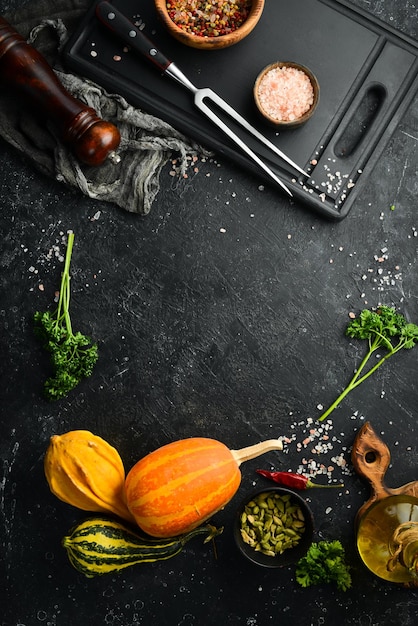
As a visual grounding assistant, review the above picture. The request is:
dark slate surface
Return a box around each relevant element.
[63,0,418,219]
[1,1,418,625]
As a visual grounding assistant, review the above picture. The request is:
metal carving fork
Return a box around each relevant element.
[96,2,308,196]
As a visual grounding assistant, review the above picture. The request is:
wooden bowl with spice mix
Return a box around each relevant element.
[234,487,314,567]
[254,61,320,128]
[154,0,265,50]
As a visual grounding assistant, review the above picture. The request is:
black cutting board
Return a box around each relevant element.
[64,0,418,219]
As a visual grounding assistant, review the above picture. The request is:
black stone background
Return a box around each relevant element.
[1,1,417,625]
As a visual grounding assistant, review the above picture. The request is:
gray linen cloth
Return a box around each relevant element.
[0,0,208,214]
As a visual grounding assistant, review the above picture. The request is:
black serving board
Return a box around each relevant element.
[64,0,418,219]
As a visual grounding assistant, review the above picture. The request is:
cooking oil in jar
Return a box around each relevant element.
[357,494,418,584]
[357,495,418,585]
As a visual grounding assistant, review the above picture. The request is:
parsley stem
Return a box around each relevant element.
[56,231,74,337]
[319,334,409,422]
[318,350,387,422]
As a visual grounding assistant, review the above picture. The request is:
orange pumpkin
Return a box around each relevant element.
[125,437,283,537]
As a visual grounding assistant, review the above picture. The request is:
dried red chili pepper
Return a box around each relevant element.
[256,469,344,490]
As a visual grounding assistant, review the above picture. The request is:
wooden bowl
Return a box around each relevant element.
[154,0,265,50]
[254,61,319,128]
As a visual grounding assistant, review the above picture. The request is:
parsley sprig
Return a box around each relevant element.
[318,306,418,421]
[296,540,352,591]
[34,231,98,400]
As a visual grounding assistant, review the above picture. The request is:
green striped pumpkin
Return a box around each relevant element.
[62,516,223,577]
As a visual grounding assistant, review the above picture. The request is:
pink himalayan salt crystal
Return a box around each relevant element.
[257,66,314,122]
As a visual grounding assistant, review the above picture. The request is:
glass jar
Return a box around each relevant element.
[357,494,418,584]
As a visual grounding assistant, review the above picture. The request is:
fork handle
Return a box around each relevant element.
[0,15,120,166]
[96,1,172,71]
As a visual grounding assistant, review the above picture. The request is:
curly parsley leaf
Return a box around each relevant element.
[318,306,418,421]
[295,540,352,591]
[34,231,98,400]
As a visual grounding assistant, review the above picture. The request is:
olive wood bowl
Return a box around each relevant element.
[234,487,314,568]
[154,0,265,50]
[254,61,320,128]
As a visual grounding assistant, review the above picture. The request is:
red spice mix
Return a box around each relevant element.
[166,0,252,37]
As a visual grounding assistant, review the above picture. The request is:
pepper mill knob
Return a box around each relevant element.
[0,16,121,166]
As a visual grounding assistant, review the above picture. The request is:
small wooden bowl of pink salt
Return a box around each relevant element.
[254,62,319,127]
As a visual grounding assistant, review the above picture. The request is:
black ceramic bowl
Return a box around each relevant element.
[234,487,314,567]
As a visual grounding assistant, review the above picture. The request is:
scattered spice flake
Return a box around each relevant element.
[168,154,208,180]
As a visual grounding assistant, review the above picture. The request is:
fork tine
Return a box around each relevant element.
[198,88,308,177]
[196,91,293,196]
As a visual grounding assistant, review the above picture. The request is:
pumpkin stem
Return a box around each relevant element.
[230,439,283,466]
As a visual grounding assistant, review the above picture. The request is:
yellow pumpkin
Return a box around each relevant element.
[125,437,283,537]
[44,430,135,523]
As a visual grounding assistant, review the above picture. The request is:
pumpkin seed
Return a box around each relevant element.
[264,549,276,557]
[297,508,305,521]
[240,529,255,545]
[293,520,305,529]
[276,499,285,513]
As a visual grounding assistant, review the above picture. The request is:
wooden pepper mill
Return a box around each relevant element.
[0,15,121,166]
[352,422,418,586]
